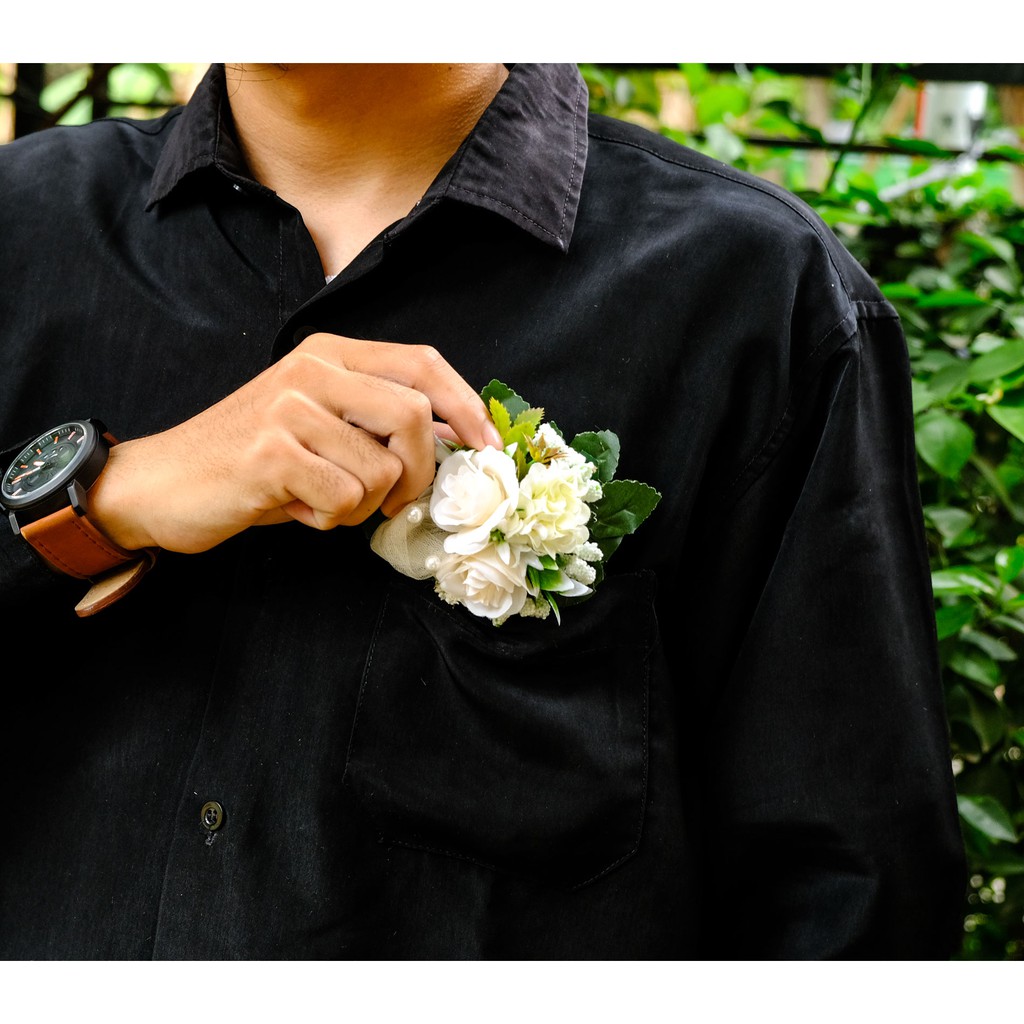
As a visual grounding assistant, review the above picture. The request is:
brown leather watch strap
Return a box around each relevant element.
[75,556,156,617]
[20,504,142,578]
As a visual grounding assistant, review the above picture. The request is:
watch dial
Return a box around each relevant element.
[3,423,90,500]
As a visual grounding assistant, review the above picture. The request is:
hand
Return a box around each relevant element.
[87,333,503,553]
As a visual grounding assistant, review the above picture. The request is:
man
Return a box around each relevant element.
[0,63,965,958]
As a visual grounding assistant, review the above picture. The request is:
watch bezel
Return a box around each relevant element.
[1,419,110,522]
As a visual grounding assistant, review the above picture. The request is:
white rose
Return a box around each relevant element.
[430,447,520,555]
[509,459,594,556]
[434,545,536,620]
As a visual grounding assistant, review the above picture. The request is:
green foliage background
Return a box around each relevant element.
[9,62,1024,959]
[582,62,1024,960]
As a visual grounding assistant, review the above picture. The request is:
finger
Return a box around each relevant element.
[287,366,439,511]
[255,402,405,526]
[305,335,503,451]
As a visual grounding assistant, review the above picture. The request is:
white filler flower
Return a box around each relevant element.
[509,458,595,557]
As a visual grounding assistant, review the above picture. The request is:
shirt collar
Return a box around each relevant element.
[148,63,588,252]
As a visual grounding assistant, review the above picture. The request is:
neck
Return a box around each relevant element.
[223,63,508,276]
[226,63,505,202]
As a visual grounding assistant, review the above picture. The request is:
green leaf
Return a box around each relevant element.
[968,340,1024,384]
[914,411,975,478]
[911,379,934,414]
[987,396,1024,444]
[931,566,999,597]
[935,603,975,639]
[570,431,620,483]
[511,406,544,438]
[882,282,922,300]
[957,794,1019,843]
[694,83,748,125]
[488,397,512,438]
[928,361,972,397]
[882,135,953,158]
[924,506,974,546]
[957,231,1017,265]
[916,289,989,309]
[995,546,1024,583]
[588,480,662,540]
[480,380,530,422]
[946,684,1007,753]
[948,648,1002,689]
[961,628,1017,662]
[983,265,1020,296]
[982,143,1024,165]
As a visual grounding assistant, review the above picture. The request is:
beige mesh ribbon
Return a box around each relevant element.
[369,489,449,581]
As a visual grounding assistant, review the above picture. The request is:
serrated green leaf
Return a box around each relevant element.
[589,480,662,540]
[480,379,530,421]
[488,397,512,438]
[958,794,1019,843]
[512,407,544,436]
[571,431,620,483]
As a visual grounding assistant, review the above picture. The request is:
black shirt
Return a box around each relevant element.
[0,63,965,959]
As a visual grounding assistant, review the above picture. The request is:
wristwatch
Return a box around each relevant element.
[1,419,155,615]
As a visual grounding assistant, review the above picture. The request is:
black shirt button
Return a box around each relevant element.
[200,800,224,831]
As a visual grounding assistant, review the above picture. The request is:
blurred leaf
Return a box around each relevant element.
[969,341,1024,384]
[958,232,1017,265]
[988,396,1024,444]
[915,410,975,478]
[961,629,1017,662]
[995,546,1024,583]
[931,566,999,597]
[694,83,748,125]
[935,603,975,639]
[958,794,1019,843]
[917,290,989,310]
[949,648,1002,688]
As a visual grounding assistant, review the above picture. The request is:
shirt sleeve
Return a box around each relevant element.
[691,300,966,959]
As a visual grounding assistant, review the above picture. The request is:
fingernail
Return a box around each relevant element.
[484,424,503,449]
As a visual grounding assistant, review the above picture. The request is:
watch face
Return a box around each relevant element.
[2,421,97,508]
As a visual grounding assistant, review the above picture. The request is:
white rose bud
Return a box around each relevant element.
[430,447,520,555]
[434,546,535,621]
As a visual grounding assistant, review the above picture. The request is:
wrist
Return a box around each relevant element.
[86,439,160,552]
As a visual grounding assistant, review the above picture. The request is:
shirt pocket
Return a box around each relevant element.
[341,570,656,890]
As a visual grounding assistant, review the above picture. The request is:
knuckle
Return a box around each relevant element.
[362,447,403,492]
[412,344,446,374]
[398,389,433,426]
